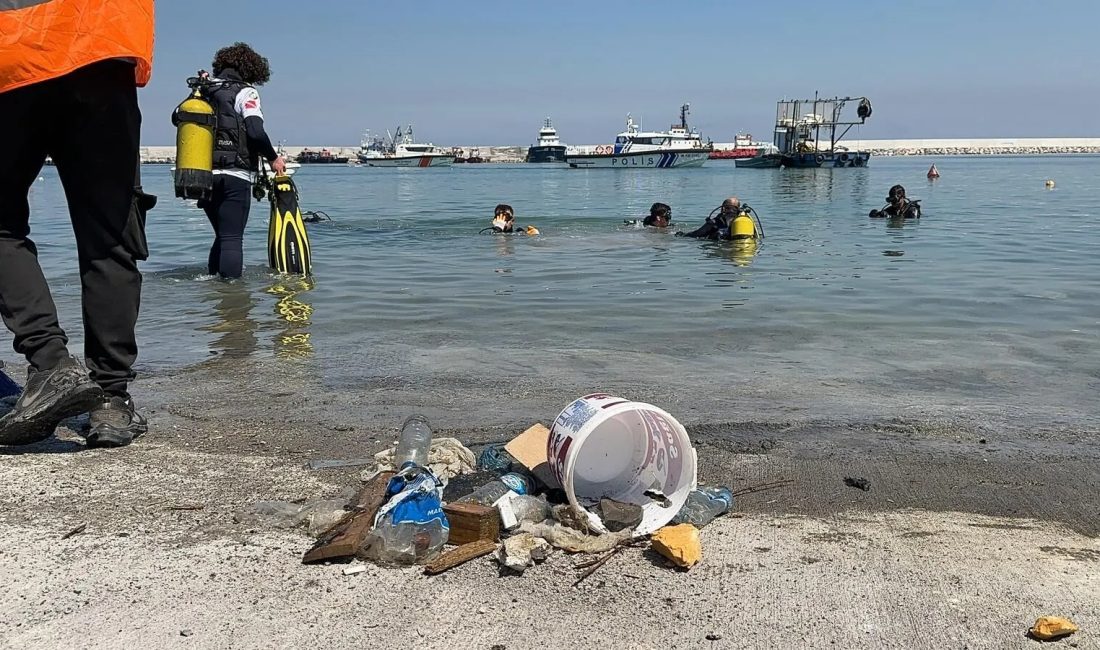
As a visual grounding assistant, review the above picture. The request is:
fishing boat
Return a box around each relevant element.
[736,95,873,169]
[565,104,711,169]
[709,133,778,159]
[357,125,455,167]
[526,117,568,163]
[295,148,349,164]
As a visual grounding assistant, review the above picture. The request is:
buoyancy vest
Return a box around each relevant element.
[205,72,253,171]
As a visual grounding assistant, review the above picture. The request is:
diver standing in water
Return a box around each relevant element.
[678,197,761,240]
[191,43,286,279]
[869,185,921,219]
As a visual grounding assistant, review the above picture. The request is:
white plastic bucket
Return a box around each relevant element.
[547,393,697,535]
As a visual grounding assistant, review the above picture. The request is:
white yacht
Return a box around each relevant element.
[357,125,455,167]
[565,104,711,168]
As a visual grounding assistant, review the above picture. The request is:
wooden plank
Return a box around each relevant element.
[423,540,497,575]
[301,471,394,564]
[443,502,500,546]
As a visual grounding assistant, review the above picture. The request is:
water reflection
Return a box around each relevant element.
[267,277,315,359]
[199,281,258,359]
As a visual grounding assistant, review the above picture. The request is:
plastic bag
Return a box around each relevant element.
[520,521,632,554]
[366,437,476,483]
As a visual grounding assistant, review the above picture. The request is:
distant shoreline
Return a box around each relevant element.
[136,137,1100,163]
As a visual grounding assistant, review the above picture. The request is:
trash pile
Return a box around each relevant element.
[281,395,747,581]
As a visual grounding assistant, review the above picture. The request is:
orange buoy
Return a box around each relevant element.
[927,163,940,179]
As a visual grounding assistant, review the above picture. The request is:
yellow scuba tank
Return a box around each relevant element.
[731,211,757,239]
[171,84,216,200]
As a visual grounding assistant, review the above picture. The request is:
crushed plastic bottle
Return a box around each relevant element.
[362,463,449,565]
[456,471,532,506]
[670,486,733,527]
[394,414,433,468]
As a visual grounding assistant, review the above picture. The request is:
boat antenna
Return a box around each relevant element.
[680,103,690,130]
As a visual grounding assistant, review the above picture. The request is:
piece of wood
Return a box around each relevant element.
[60,523,87,540]
[424,540,497,575]
[301,470,394,564]
[442,502,500,546]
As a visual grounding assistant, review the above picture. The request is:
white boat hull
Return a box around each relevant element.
[565,150,709,168]
[361,155,454,168]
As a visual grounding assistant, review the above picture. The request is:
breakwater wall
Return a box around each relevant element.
[138,138,1100,163]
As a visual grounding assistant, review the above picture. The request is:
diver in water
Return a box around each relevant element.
[491,204,515,233]
[625,202,673,227]
[870,185,921,219]
[677,197,761,240]
[482,204,539,236]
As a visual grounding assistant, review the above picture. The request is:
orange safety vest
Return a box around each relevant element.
[0,0,154,94]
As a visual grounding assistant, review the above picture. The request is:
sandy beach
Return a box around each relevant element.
[2,359,1098,649]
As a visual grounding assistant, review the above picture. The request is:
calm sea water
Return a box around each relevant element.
[15,157,1100,427]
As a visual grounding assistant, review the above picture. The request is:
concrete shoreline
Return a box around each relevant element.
[138,137,1100,163]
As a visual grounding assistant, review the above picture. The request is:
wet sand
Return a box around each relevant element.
[1,359,1098,648]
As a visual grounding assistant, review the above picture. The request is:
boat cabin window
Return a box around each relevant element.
[616,136,627,144]
[406,146,429,152]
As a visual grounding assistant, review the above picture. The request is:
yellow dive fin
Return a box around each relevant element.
[267,174,312,275]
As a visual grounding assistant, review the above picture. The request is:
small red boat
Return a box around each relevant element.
[709,133,776,160]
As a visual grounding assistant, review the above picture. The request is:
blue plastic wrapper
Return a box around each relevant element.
[373,462,450,532]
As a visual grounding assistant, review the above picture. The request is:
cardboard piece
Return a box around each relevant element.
[504,423,559,488]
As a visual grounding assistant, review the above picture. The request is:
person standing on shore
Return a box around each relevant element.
[195,43,286,279]
[0,0,155,448]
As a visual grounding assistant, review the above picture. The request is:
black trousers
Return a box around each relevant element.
[0,60,145,398]
[199,174,252,279]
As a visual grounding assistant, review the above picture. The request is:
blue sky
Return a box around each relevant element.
[144,0,1096,145]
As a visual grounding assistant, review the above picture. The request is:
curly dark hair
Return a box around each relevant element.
[212,42,271,85]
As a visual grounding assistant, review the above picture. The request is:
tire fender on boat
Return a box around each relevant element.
[815,154,825,164]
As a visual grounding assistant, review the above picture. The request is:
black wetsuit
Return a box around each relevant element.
[682,215,732,240]
[877,200,921,219]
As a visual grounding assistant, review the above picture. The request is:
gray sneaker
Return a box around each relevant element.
[0,356,105,446]
[84,396,148,448]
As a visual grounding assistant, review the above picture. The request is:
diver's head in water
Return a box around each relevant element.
[717,197,742,224]
[492,204,515,233]
[887,185,907,205]
[644,202,672,227]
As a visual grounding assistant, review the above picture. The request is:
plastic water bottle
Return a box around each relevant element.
[671,486,733,527]
[394,414,433,468]
[456,471,532,506]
